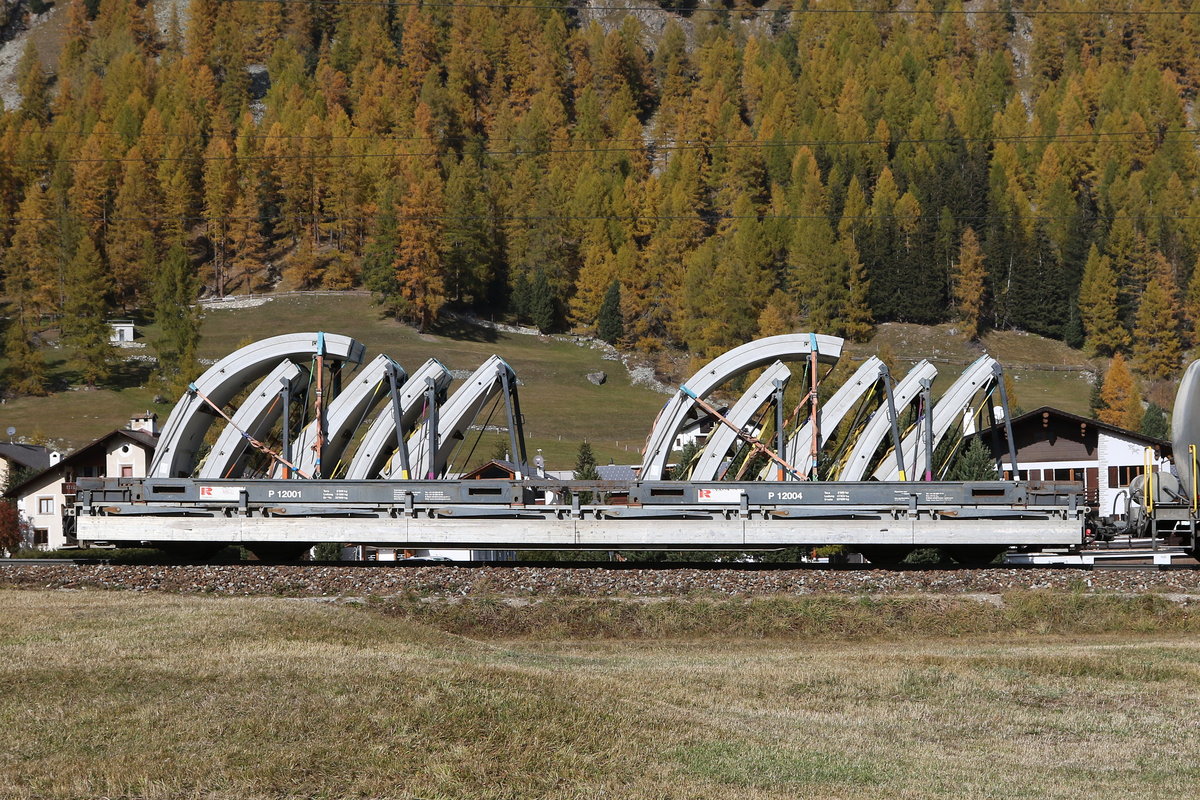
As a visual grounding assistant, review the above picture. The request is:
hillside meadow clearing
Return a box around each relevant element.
[0,293,1097,470]
[1,589,1198,799]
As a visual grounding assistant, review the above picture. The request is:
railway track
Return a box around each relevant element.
[3,558,1198,571]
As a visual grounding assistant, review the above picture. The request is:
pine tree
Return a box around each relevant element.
[528,271,556,333]
[572,440,600,504]
[4,318,48,396]
[596,279,623,344]
[62,237,114,387]
[574,440,598,478]
[1098,353,1143,431]
[1131,255,1182,381]
[363,190,400,303]
[1140,404,1169,440]
[951,227,987,340]
[1089,370,1105,420]
[4,316,48,398]
[947,437,998,481]
[1078,245,1129,356]
[152,243,201,398]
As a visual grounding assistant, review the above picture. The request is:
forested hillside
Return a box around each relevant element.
[2,0,1199,397]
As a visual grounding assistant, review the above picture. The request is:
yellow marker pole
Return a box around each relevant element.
[1191,444,1198,515]
[1144,447,1154,515]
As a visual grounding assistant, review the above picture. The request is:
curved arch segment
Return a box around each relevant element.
[838,360,937,481]
[150,332,366,478]
[783,356,885,478]
[691,361,792,481]
[281,354,402,479]
[196,361,305,480]
[872,355,998,481]
[343,359,452,480]
[639,334,844,480]
[389,355,516,480]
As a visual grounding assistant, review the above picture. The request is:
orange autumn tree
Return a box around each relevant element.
[1099,353,1144,431]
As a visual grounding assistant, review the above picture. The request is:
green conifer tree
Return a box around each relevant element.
[529,271,556,333]
[596,279,624,344]
[947,437,998,481]
[4,319,48,396]
[152,243,201,399]
[574,440,600,503]
[1140,404,1168,440]
[62,237,114,387]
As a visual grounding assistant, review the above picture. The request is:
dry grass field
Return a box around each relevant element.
[2,590,1200,799]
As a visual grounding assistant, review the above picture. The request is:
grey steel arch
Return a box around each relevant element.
[344,359,453,480]
[150,333,366,478]
[838,360,938,481]
[1172,360,1200,498]
[782,356,885,478]
[196,361,305,480]
[872,355,998,481]
[640,334,844,480]
[278,354,401,479]
[387,355,517,480]
[691,361,792,482]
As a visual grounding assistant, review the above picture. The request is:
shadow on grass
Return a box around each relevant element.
[430,315,500,343]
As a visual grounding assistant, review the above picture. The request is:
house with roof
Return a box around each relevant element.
[11,413,158,550]
[0,442,54,490]
[967,406,1171,518]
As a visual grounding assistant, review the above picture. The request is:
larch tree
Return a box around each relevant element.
[202,136,238,296]
[951,227,987,340]
[106,148,160,308]
[1098,353,1143,431]
[16,43,50,124]
[5,186,59,324]
[1131,254,1182,381]
[1078,245,1129,356]
[392,167,447,331]
[61,237,114,387]
[227,184,266,294]
[1184,256,1200,345]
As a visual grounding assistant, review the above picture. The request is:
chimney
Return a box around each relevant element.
[128,411,159,435]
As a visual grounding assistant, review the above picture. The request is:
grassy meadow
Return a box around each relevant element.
[2,590,1199,799]
[1,293,1101,471]
[1,293,668,468]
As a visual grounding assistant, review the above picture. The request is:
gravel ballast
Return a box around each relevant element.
[2,563,1200,598]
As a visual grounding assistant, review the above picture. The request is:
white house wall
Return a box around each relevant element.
[105,440,150,479]
[19,470,68,550]
[1000,429,1170,519]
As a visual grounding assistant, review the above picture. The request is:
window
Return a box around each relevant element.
[37,497,54,515]
[120,464,133,478]
[1108,465,1150,488]
[33,529,47,547]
